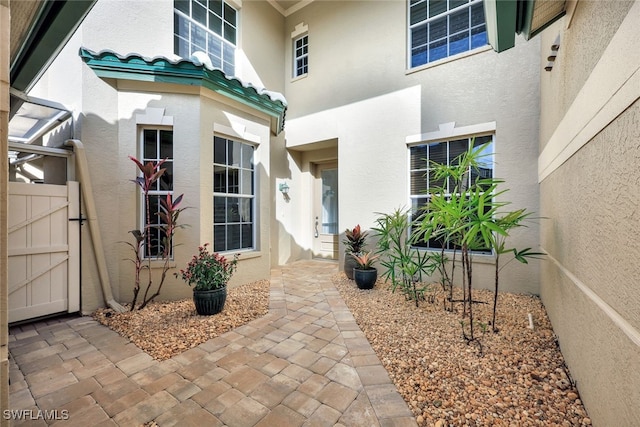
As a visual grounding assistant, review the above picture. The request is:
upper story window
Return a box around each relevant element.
[140,128,174,258]
[409,135,494,252]
[174,0,237,76]
[409,0,488,68]
[213,136,255,252]
[293,35,309,77]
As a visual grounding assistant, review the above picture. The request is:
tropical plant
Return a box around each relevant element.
[414,140,542,342]
[343,224,368,253]
[126,156,187,310]
[175,243,239,291]
[351,251,379,270]
[490,210,544,331]
[373,208,438,306]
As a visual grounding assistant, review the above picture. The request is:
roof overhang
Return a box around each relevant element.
[10,0,96,92]
[79,48,287,135]
[484,0,567,52]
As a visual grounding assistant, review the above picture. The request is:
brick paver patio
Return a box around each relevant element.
[7,261,417,426]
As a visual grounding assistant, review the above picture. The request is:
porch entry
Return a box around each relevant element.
[8,181,80,323]
[312,161,338,259]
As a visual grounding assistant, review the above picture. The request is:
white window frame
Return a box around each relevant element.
[291,22,309,81]
[407,122,496,254]
[408,0,488,69]
[213,135,256,253]
[293,34,309,78]
[174,0,238,75]
[139,127,174,259]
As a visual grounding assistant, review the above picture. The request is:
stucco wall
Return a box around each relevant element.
[1,1,10,422]
[279,0,542,294]
[29,0,285,311]
[538,2,640,424]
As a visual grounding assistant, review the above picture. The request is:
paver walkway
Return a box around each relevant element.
[7,260,417,426]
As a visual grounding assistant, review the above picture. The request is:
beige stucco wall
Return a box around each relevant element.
[538,2,640,425]
[1,1,9,423]
[29,0,286,312]
[277,0,542,294]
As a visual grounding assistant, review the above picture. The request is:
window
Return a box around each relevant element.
[409,0,488,68]
[409,135,493,251]
[213,136,255,252]
[174,0,237,75]
[141,129,174,258]
[293,35,308,77]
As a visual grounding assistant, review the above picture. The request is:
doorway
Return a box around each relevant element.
[312,161,338,259]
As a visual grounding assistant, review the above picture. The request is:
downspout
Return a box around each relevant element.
[65,139,126,312]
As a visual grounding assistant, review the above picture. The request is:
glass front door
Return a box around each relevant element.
[313,162,338,259]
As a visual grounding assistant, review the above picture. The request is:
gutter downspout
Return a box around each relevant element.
[65,139,126,313]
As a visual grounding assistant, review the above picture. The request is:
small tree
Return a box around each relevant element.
[490,210,544,332]
[414,141,542,342]
[126,156,187,310]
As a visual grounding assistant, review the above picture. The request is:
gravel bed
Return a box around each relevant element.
[94,273,590,426]
[93,279,269,361]
[333,273,591,426]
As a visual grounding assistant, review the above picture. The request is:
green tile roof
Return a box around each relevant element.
[79,47,287,134]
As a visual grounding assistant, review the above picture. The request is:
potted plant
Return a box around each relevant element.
[175,244,239,315]
[343,224,368,279]
[351,251,379,289]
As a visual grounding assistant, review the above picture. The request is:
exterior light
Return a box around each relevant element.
[279,182,290,195]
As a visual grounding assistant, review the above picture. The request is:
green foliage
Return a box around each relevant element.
[351,251,379,270]
[413,140,543,340]
[343,224,368,253]
[373,208,438,306]
[127,156,187,310]
[175,244,239,291]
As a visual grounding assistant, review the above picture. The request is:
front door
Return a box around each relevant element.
[313,162,338,259]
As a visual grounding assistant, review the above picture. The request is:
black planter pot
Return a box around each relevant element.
[193,287,227,315]
[344,254,360,280]
[354,268,377,289]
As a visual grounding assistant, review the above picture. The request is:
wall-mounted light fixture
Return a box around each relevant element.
[279,182,290,195]
[545,34,561,72]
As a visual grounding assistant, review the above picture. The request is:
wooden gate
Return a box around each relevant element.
[8,182,80,323]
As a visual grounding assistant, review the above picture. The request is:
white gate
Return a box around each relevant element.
[8,181,80,323]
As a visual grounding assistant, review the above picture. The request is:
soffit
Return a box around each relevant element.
[267,0,313,16]
[10,0,96,93]
[485,0,566,52]
[9,0,44,62]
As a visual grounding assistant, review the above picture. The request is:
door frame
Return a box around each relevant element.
[312,161,338,260]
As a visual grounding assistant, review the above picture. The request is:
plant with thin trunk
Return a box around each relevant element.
[415,142,505,342]
[127,156,187,310]
[415,141,542,342]
[490,210,544,332]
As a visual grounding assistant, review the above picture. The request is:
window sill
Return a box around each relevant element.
[221,250,263,260]
[144,259,177,269]
[291,73,308,83]
[406,45,493,75]
[413,248,496,265]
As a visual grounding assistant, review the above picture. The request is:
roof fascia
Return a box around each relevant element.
[11,0,96,92]
[484,0,519,53]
